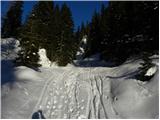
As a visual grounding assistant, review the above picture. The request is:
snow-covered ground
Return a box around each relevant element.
[1,38,159,119]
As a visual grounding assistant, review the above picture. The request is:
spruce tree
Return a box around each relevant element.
[16,14,41,68]
[100,1,158,65]
[87,11,101,56]
[2,1,23,38]
[16,1,55,68]
[56,3,75,66]
[49,5,61,62]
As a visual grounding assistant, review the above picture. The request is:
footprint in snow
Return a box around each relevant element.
[52,106,56,109]
[69,108,73,112]
[77,104,80,108]
[58,105,63,109]
[53,100,57,104]
[64,100,68,103]
[39,105,42,109]
[78,115,86,119]
[61,95,65,99]
[114,96,118,101]
[81,106,84,110]
[63,114,67,118]
[105,96,109,99]
[55,91,59,95]
[47,101,51,105]
[51,112,55,115]
[46,105,50,109]
[81,99,84,102]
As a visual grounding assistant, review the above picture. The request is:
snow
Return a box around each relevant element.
[1,38,159,119]
[145,66,157,76]
[38,48,51,67]
[1,38,20,60]
[14,66,42,81]
[76,35,88,60]
[2,56,159,119]
[38,48,60,68]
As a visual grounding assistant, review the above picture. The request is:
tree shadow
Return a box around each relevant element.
[104,70,139,79]
[74,60,116,67]
[1,60,16,85]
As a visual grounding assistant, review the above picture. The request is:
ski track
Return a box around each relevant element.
[30,67,120,119]
[30,69,68,118]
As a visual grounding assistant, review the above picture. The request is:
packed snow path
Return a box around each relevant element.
[31,67,121,119]
[2,58,159,119]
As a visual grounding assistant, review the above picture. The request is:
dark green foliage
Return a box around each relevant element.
[16,1,55,68]
[135,53,155,81]
[56,3,75,66]
[17,2,76,67]
[87,11,102,56]
[16,13,41,68]
[83,1,158,65]
[2,1,23,38]
[12,1,159,68]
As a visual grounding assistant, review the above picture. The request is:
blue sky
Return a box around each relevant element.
[1,1,108,30]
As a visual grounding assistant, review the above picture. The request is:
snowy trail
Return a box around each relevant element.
[1,38,158,119]
[30,69,65,118]
[31,69,72,118]
[2,58,158,119]
[30,67,122,119]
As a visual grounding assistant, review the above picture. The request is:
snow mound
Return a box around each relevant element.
[14,66,41,81]
[38,49,51,67]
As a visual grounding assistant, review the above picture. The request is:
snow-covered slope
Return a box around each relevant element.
[1,55,159,119]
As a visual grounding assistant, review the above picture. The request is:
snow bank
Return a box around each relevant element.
[112,71,158,118]
[14,66,41,81]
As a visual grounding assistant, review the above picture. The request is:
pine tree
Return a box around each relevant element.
[2,1,23,38]
[87,10,101,56]
[100,1,158,65]
[16,14,40,68]
[56,3,75,66]
[75,26,81,54]
[48,5,61,62]
[16,1,55,68]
